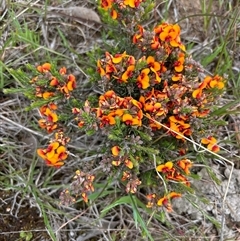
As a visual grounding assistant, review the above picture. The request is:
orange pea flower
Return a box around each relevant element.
[192,109,210,118]
[112,160,121,166]
[159,24,180,43]
[50,77,59,86]
[192,76,210,99]
[58,75,76,97]
[37,63,51,73]
[42,91,55,100]
[157,192,182,211]
[66,74,76,91]
[172,73,183,81]
[97,60,106,76]
[111,52,127,64]
[77,121,85,128]
[192,75,224,99]
[140,89,168,110]
[169,116,191,139]
[147,56,160,72]
[165,170,190,186]
[174,52,185,72]
[38,119,58,133]
[192,88,203,99]
[122,113,142,126]
[59,67,67,75]
[144,101,162,112]
[132,25,144,44]
[127,55,136,65]
[44,108,58,123]
[106,63,117,75]
[81,193,88,203]
[164,168,190,187]
[124,159,133,169]
[159,23,185,50]
[148,119,162,130]
[201,136,220,152]
[131,98,143,110]
[100,114,116,127]
[100,90,116,99]
[150,67,161,84]
[111,9,118,19]
[37,142,68,167]
[56,146,68,161]
[39,104,57,115]
[124,0,143,8]
[154,22,169,34]
[124,0,136,7]
[113,109,124,117]
[111,146,121,156]
[48,103,58,110]
[45,141,60,157]
[100,0,113,10]
[156,161,190,186]
[156,161,174,173]
[121,65,135,82]
[137,68,150,89]
[151,36,161,49]
[177,159,192,175]
[209,75,225,89]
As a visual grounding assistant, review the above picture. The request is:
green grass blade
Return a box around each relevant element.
[130,195,154,241]
[210,99,240,116]
[100,195,132,216]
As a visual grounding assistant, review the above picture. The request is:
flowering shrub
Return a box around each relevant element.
[100,0,149,22]
[30,63,74,167]
[24,0,225,220]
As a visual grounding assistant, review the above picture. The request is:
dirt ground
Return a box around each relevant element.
[0,191,48,241]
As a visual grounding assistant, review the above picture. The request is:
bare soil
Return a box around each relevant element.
[0,191,49,241]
